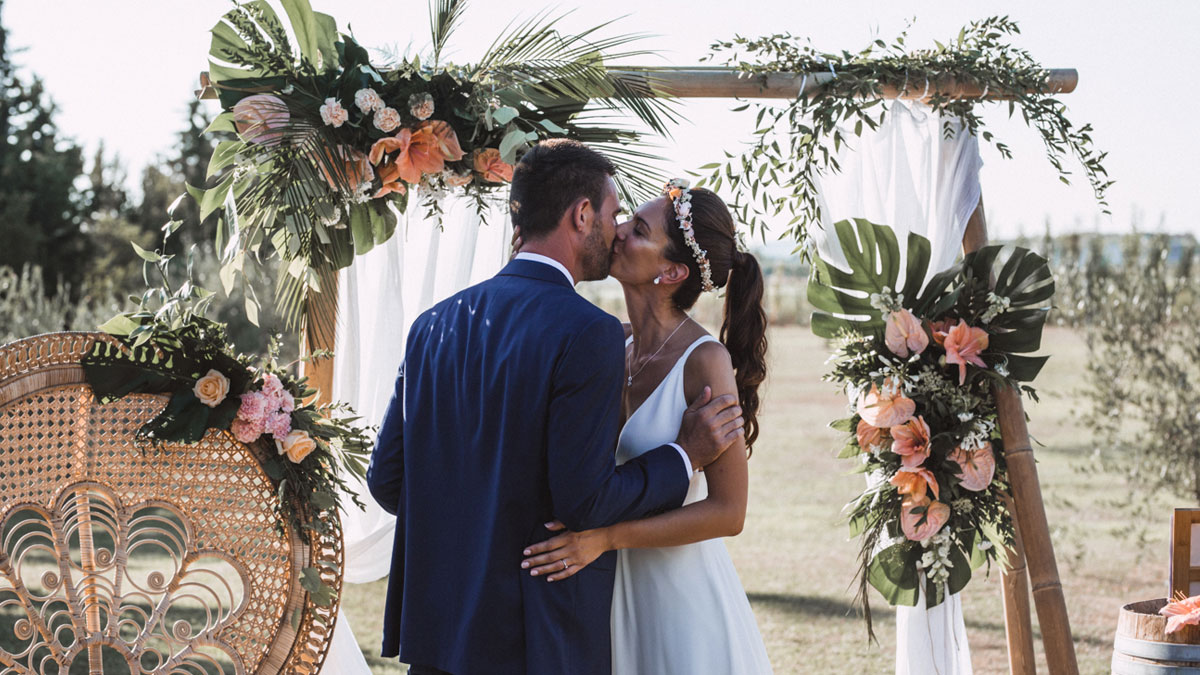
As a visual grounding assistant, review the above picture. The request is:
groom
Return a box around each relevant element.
[366,139,744,675]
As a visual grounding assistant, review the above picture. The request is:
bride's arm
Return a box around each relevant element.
[522,341,749,580]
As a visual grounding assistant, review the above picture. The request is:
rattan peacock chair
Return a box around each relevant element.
[0,332,343,674]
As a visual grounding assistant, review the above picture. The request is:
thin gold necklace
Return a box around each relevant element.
[626,316,691,387]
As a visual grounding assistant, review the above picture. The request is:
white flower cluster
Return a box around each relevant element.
[868,286,905,314]
[959,416,996,451]
[980,292,1012,324]
[951,497,974,514]
[917,530,954,587]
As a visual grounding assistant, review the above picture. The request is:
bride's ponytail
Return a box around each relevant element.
[720,250,767,454]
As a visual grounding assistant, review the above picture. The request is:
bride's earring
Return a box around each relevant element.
[653,276,662,285]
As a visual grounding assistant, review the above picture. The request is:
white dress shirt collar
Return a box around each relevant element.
[514,252,575,287]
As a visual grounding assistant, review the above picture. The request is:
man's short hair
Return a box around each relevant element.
[509,139,617,240]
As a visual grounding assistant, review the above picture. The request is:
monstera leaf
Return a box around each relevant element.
[808,219,932,339]
[962,244,1056,381]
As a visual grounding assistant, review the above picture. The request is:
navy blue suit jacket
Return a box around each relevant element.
[366,258,690,675]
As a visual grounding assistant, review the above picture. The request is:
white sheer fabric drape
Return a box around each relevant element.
[812,100,982,675]
[321,197,512,674]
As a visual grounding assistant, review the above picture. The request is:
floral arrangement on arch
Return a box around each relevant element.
[809,218,1054,632]
[81,223,372,617]
[192,0,677,341]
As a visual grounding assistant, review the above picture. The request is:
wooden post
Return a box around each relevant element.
[1000,494,1037,675]
[302,269,338,407]
[962,197,1079,674]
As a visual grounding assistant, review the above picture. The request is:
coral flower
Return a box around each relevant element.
[420,120,466,162]
[900,495,950,542]
[315,145,373,193]
[1161,593,1200,634]
[856,419,890,454]
[233,94,289,146]
[890,415,932,468]
[474,148,514,183]
[885,308,929,358]
[370,127,445,184]
[890,466,939,500]
[373,162,409,199]
[856,379,915,428]
[943,320,989,385]
[928,319,953,347]
[949,442,996,491]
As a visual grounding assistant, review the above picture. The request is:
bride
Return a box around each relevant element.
[521,180,774,673]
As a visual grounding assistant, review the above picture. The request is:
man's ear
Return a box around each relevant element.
[660,261,690,286]
[571,197,593,233]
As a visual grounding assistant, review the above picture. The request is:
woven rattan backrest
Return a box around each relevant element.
[0,333,342,674]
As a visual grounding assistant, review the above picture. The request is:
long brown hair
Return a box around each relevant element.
[661,188,768,454]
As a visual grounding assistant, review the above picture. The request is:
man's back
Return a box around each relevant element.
[368,258,688,674]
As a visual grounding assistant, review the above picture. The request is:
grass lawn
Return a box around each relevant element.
[340,326,1166,674]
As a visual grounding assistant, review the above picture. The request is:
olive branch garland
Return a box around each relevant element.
[695,16,1113,255]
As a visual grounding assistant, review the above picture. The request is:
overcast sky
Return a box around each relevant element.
[5,0,1198,240]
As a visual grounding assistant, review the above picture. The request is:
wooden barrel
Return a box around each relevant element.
[1114,599,1200,673]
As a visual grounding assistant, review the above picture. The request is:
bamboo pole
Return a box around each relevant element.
[1000,494,1037,675]
[197,67,1079,102]
[962,198,1079,675]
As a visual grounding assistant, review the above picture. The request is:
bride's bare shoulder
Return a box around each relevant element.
[683,338,736,401]
[622,323,633,340]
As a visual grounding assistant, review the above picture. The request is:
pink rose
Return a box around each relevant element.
[265,411,292,439]
[884,309,929,358]
[354,88,384,114]
[234,94,289,146]
[319,97,349,128]
[231,417,262,444]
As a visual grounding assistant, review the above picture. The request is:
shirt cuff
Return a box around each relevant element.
[667,443,695,478]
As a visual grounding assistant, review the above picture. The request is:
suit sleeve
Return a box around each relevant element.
[367,360,405,516]
[547,316,690,532]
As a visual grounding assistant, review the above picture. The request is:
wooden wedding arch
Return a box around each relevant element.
[199,65,1082,675]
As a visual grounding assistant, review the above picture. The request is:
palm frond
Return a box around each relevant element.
[428,0,469,68]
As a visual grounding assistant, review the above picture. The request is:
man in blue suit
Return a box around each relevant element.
[366,139,744,675]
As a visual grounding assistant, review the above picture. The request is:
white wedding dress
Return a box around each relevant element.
[610,335,773,674]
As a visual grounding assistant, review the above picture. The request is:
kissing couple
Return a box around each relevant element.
[367,139,773,674]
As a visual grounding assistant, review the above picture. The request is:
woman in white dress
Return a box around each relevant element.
[522,181,773,673]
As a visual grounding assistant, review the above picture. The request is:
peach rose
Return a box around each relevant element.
[856,379,915,428]
[315,145,374,192]
[193,369,230,408]
[890,415,931,468]
[949,442,996,491]
[276,430,317,464]
[474,148,514,183]
[890,466,939,500]
[374,106,402,133]
[233,94,289,146]
[420,120,465,162]
[943,320,989,385]
[900,495,950,542]
[856,419,890,454]
[318,97,348,128]
[885,308,929,358]
[370,127,445,184]
[354,88,384,114]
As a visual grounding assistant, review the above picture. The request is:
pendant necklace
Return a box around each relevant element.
[626,316,691,387]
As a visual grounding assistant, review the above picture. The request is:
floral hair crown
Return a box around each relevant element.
[663,178,715,292]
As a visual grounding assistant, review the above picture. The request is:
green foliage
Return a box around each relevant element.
[699,16,1112,254]
[0,264,121,342]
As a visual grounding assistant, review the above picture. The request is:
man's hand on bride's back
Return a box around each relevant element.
[676,386,743,472]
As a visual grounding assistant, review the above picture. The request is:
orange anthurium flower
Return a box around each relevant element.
[900,495,950,542]
[373,161,408,199]
[856,419,890,454]
[943,320,989,385]
[890,415,931,468]
[420,120,466,162]
[949,442,996,491]
[1161,593,1200,634]
[856,379,915,428]
[474,148,514,183]
[889,466,939,501]
[885,308,929,358]
[928,319,952,347]
[370,127,445,184]
[315,145,373,192]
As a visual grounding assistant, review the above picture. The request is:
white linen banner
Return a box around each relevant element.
[322,196,512,674]
[812,99,982,675]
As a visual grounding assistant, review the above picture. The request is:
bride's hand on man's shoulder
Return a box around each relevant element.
[521,521,610,582]
[510,225,523,260]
